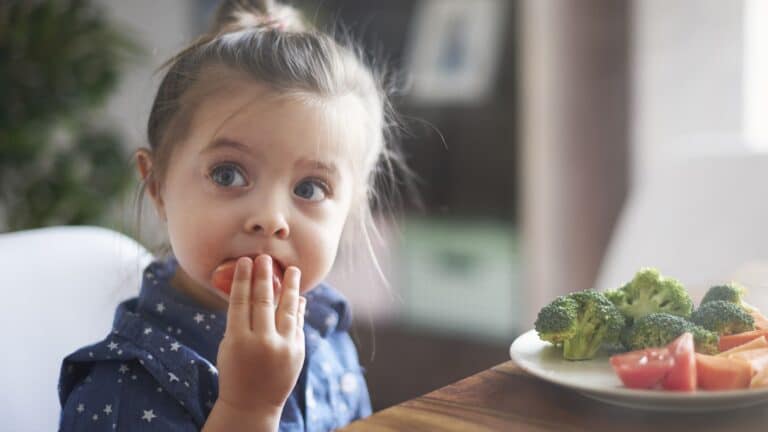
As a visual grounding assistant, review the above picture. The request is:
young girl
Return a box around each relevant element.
[58,0,406,430]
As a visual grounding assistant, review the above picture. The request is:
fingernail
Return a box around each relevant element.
[237,256,251,269]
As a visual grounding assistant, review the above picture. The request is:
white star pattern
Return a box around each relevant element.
[341,373,358,394]
[168,372,179,383]
[77,403,85,413]
[144,327,153,335]
[118,364,129,374]
[107,342,118,351]
[117,350,123,355]
[325,315,338,329]
[104,405,113,415]
[156,302,165,313]
[141,409,157,422]
[306,385,316,408]
[193,313,205,324]
[92,414,99,421]
[170,342,181,351]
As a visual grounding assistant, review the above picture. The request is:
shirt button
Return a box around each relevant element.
[341,372,358,394]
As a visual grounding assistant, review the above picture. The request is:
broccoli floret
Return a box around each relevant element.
[533,295,578,347]
[691,300,755,335]
[608,268,694,324]
[688,324,720,355]
[701,283,757,312]
[535,290,625,361]
[623,312,719,354]
[603,289,624,307]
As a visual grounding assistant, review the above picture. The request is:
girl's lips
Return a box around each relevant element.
[210,256,285,299]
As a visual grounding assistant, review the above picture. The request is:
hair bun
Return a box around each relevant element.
[211,0,307,34]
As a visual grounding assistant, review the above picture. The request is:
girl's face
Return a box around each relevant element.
[140,80,363,310]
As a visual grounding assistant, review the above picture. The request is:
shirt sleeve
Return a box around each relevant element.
[59,360,198,432]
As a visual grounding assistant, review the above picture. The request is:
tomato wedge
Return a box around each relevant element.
[661,332,697,391]
[695,353,751,390]
[610,347,675,389]
[210,257,283,296]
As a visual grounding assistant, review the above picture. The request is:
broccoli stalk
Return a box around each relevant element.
[535,291,625,361]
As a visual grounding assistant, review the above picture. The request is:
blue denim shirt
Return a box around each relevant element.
[58,257,371,431]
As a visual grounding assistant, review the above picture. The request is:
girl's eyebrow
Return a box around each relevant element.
[200,137,254,155]
[296,159,339,178]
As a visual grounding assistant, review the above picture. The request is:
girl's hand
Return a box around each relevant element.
[214,255,306,415]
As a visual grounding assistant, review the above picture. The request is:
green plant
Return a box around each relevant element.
[0,0,141,230]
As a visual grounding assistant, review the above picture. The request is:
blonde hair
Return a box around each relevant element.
[137,0,411,283]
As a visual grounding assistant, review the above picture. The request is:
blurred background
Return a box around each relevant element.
[4,0,768,417]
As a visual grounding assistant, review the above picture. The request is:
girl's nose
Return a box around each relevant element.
[244,211,290,239]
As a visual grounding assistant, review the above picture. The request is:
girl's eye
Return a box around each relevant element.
[209,163,247,187]
[293,179,328,202]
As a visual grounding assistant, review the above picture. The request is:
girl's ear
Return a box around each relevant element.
[135,148,167,221]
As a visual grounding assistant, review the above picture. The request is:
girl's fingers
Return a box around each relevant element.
[251,255,276,333]
[225,257,253,334]
[276,267,301,337]
[296,296,306,340]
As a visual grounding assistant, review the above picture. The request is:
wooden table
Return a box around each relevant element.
[341,360,768,431]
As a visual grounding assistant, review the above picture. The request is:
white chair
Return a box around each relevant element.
[0,226,153,432]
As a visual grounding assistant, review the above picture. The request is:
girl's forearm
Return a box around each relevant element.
[201,400,282,432]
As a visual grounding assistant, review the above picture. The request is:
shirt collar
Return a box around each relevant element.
[134,256,226,364]
[304,283,353,337]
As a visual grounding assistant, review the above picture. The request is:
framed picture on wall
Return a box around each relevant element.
[405,0,508,106]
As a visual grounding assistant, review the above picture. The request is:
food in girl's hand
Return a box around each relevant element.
[211,257,284,295]
[603,268,694,323]
[620,312,719,355]
[534,290,625,360]
[691,300,756,335]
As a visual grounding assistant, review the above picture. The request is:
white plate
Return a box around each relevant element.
[509,329,768,412]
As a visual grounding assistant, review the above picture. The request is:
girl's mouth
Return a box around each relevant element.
[211,256,285,299]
